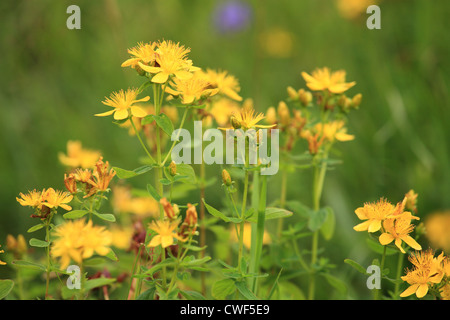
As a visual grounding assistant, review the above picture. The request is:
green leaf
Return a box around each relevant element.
[27,224,45,233]
[84,278,116,291]
[0,280,14,300]
[180,290,207,300]
[153,113,174,136]
[144,258,177,276]
[235,281,258,300]
[92,212,116,222]
[29,238,49,248]
[113,165,153,179]
[181,256,211,267]
[63,209,89,220]
[286,200,312,219]
[12,260,46,271]
[105,249,119,262]
[320,273,347,296]
[344,259,367,275]
[202,199,242,223]
[246,207,292,223]
[147,183,162,201]
[308,208,328,231]
[212,279,236,300]
[320,207,335,240]
[136,287,156,300]
[175,164,197,184]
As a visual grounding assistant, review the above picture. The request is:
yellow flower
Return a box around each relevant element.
[0,245,6,265]
[6,234,28,258]
[138,40,199,84]
[440,284,450,300]
[301,67,356,94]
[206,98,241,127]
[318,121,355,142]
[424,211,450,253]
[16,189,44,210]
[147,220,186,248]
[121,41,157,70]
[400,250,445,298]
[197,69,242,101]
[85,157,116,197]
[230,223,271,249]
[51,219,112,269]
[353,198,396,233]
[336,0,377,20]
[112,185,159,218]
[42,188,73,211]
[165,74,219,105]
[379,213,422,253]
[58,140,101,169]
[96,88,149,120]
[221,103,276,131]
[259,27,294,59]
[110,226,133,250]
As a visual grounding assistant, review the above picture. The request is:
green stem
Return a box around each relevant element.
[129,117,155,164]
[308,149,329,300]
[276,170,287,238]
[250,173,267,294]
[237,146,250,272]
[45,220,51,300]
[374,246,387,300]
[394,251,404,299]
[161,107,190,167]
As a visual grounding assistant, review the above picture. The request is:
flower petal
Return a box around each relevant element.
[114,109,129,120]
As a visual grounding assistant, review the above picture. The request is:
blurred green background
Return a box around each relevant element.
[1,0,449,299]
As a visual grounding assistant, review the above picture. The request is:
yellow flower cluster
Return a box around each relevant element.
[424,211,450,253]
[58,140,102,169]
[353,192,422,253]
[112,185,159,218]
[16,187,73,218]
[400,249,450,299]
[51,219,112,269]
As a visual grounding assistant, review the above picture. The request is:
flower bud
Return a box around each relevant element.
[405,189,418,214]
[265,107,277,125]
[287,86,299,100]
[185,203,198,227]
[169,161,177,176]
[64,173,77,194]
[160,197,177,220]
[298,89,312,106]
[222,169,232,187]
[351,93,362,109]
[230,115,241,129]
[277,101,291,127]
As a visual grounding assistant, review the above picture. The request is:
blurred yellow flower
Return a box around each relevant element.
[301,67,356,94]
[425,211,450,253]
[259,27,294,59]
[51,219,112,269]
[0,245,6,265]
[336,0,378,20]
[230,223,271,249]
[138,40,199,84]
[96,88,149,120]
[197,69,243,101]
[147,220,186,248]
[58,140,101,169]
[209,98,241,127]
[112,185,159,218]
[400,250,445,298]
[6,234,28,257]
[110,226,133,250]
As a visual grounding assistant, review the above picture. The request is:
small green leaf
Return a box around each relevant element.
[92,212,116,222]
[180,290,206,300]
[203,199,242,223]
[0,280,14,300]
[153,113,174,136]
[147,183,161,201]
[113,165,153,179]
[12,260,46,271]
[175,164,197,184]
[63,210,89,220]
[235,281,258,300]
[344,259,367,275]
[27,224,44,233]
[84,278,116,291]
[136,287,156,300]
[366,238,397,256]
[105,249,119,262]
[320,273,347,296]
[212,279,236,300]
[29,238,49,248]
[320,207,335,240]
[246,207,293,223]
[286,200,312,219]
[308,208,328,231]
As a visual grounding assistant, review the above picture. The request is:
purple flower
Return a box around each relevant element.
[213,1,252,34]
